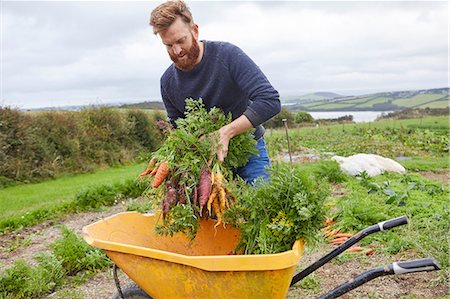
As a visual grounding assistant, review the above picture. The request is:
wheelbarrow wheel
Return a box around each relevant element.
[112,282,153,299]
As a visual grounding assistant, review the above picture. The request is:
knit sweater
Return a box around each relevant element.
[160,40,281,139]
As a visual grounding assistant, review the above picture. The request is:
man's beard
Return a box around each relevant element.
[169,37,200,71]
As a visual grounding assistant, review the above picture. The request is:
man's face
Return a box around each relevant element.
[159,18,200,71]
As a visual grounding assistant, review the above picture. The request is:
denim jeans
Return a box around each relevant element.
[235,137,270,185]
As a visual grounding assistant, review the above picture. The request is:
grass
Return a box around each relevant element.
[0,162,146,220]
[330,171,449,268]
[0,226,111,299]
[399,157,449,171]
[266,115,449,162]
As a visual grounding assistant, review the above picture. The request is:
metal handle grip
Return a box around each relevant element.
[393,258,441,274]
[378,215,408,231]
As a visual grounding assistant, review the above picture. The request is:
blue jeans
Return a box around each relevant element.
[235,138,270,185]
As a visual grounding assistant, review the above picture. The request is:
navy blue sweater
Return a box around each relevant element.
[160,41,281,139]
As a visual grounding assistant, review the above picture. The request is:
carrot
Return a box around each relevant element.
[325,229,340,238]
[331,236,349,243]
[152,161,170,188]
[364,248,375,255]
[212,194,223,227]
[345,246,363,253]
[214,174,226,211]
[150,166,158,176]
[192,186,198,206]
[140,158,157,176]
[330,237,348,242]
[331,239,347,245]
[198,167,212,214]
[207,186,217,216]
[139,168,152,177]
[162,186,177,217]
[147,158,156,169]
[335,233,353,238]
[321,227,331,233]
[324,217,335,226]
[178,183,187,204]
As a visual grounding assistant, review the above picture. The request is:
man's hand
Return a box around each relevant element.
[216,115,253,163]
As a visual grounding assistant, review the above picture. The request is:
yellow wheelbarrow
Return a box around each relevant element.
[82,212,440,299]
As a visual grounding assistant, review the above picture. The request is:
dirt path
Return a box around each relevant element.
[1,181,448,298]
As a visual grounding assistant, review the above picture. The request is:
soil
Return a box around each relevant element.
[1,179,448,299]
[418,169,449,186]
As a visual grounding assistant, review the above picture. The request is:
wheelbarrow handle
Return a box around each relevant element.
[317,258,441,299]
[365,215,408,234]
[393,258,441,274]
[290,215,408,287]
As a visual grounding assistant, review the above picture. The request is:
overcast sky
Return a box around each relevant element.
[2,0,448,109]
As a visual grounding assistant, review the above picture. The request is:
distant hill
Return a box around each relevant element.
[285,87,449,111]
[119,101,165,110]
[282,92,345,104]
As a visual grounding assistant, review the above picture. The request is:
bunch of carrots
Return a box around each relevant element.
[322,217,375,255]
[137,99,257,238]
[140,158,235,226]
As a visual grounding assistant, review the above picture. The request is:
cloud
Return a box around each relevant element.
[1,1,448,109]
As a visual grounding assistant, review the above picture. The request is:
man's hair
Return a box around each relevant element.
[150,0,194,35]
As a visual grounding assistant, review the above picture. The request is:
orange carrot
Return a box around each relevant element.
[150,166,158,176]
[331,237,349,244]
[139,168,152,177]
[345,246,363,252]
[152,162,170,188]
[325,229,340,238]
[147,158,156,169]
[364,249,375,255]
[321,227,332,233]
[324,217,335,226]
[335,233,353,238]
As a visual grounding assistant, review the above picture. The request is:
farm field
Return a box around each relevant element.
[290,89,449,111]
[0,115,448,298]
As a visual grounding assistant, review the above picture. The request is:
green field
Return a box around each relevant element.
[0,162,146,220]
[291,90,449,111]
[394,94,445,107]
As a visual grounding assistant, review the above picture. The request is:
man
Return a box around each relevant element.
[150,0,281,184]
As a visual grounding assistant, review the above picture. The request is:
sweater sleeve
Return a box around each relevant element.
[228,46,281,127]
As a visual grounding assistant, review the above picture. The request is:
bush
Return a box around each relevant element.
[263,107,295,129]
[0,107,163,185]
[127,109,161,151]
[295,111,313,124]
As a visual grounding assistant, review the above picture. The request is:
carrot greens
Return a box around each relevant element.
[140,98,257,238]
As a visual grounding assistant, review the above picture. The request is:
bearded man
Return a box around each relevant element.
[150,0,281,184]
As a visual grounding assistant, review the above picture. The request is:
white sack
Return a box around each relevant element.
[332,154,406,177]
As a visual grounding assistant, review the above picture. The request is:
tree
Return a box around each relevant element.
[264,107,294,128]
[294,111,313,124]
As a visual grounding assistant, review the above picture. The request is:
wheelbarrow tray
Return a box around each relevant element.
[82,211,304,299]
